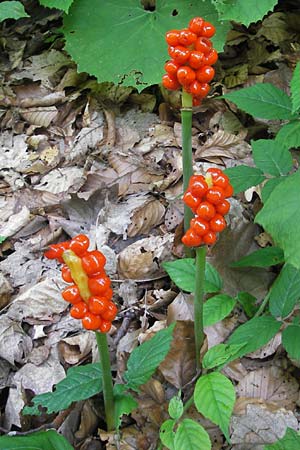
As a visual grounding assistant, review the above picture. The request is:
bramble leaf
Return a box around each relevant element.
[252,139,293,176]
[174,419,211,450]
[215,0,278,27]
[290,62,300,114]
[38,0,74,12]
[0,430,73,450]
[224,165,265,193]
[264,427,300,449]
[282,325,300,360]
[0,1,29,21]
[276,120,300,150]
[203,294,236,326]
[231,246,284,268]
[269,264,300,318]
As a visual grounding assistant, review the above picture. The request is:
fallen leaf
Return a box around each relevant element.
[0,316,32,365]
[127,199,165,237]
[34,167,86,194]
[0,206,31,238]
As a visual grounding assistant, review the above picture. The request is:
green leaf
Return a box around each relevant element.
[0,236,6,244]
[0,430,73,450]
[215,0,278,27]
[251,139,293,176]
[282,325,300,360]
[194,372,235,441]
[264,428,300,449]
[202,343,247,369]
[261,177,285,203]
[168,394,183,420]
[124,323,175,391]
[63,0,230,91]
[290,62,300,114]
[38,0,74,12]
[255,170,300,269]
[0,1,29,21]
[203,294,236,326]
[236,292,258,318]
[228,315,281,355]
[221,83,293,120]
[114,392,138,429]
[224,165,265,193]
[231,246,284,268]
[163,259,222,293]
[23,363,102,415]
[269,264,300,318]
[276,121,300,150]
[174,418,211,450]
[160,419,176,450]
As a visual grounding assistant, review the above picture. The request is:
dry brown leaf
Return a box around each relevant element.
[20,106,58,127]
[167,292,194,322]
[0,206,31,238]
[100,424,156,450]
[75,399,99,440]
[118,234,173,280]
[165,200,183,231]
[195,130,251,160]
[159,321,196,388]
[69,123,104,161]
[34,167,86,194]
[0,272,13,310]
[205,316,239,349]
[58,332,94,365]
[0,316,32,365]
[127,199,165,237]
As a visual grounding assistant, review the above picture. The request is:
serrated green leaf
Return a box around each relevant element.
[202,343,246,369]
[23,363,102,415]
[269,264,300,318]
[0,1,29,21]
[290,62,300,114]
[168,394,183,420]
[264,427,300,449]
[63,0,230,91]
[261,177,286,203]
[276,121,300,150]
[255,170,300,269]
[160,419,176,450]
[163,259,222,293]
[228,315,281,354]
[203,294,236,326]
[174,418,211,450]
[252,139,293,176]
[215,0,278,27]
[194,372,235,441]
[38,0,74,12]
[236,292,258,318]
[124,323,175,391]
[0,430,73,450]
[114,392,138,429]
[231,246,284,268]
[222,83,293,120]
[282,325,300,360]
[224,165,265,193]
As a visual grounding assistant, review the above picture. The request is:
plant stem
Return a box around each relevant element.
[95,331,115,431]
[194,246,206,371]
[181,90,193,234]
[254,291,270,317]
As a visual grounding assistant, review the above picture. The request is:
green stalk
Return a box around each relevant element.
[95,331,115,431]
[194,246,206,371]
[181,90,193,233]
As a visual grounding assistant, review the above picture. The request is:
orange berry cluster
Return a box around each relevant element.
[162,17,218,106]
[45,235,117,333]
[182,168,233,247]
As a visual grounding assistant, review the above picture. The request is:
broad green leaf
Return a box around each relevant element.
[215,0,278,27]
[114,392,138,429]
[290,62,300,114]
[0,1,29,21]
[282,325,300,360]
[228,315,281,355]
[160,419,176,450]
[269,264,300,318]
[224,165,265,193]
[221,83,293,120]
[231,246,284,268]
[163,259,222,293]
[255,170,300,269]
[38,0,74,12]
[63,0,230,91]
[261,176,285,203]
[264,428,300,449]
[0,236,6,244]
[124,323,175,391]
[202,343,246,369]
[251,139,293,176]
[23,363,102,415]
[194,372,235,441]
[276,121,300,150]
[168,394,183,420]
[0,430,73,450]
[174,418,211,450]
[236,292,258,318]
[203,294,236,326]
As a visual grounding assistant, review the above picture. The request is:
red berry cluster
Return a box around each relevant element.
[162,17,218,106]
[182,168,233,247]
[45,235,117,333]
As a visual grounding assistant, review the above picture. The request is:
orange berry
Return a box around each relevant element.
[183,190,201,211]
[204,49,218,65]
[70,301,88,319]
[61,265,73,283]
[195,37,212,54]
[178,28,197,46]
[188,17,204,35]
[224,184,234,198]
[206,187,225,205]
[101,302,118,321]
[168,46,190,64]
[203,231,217,245]
[88,296,109,315]
[82,312,102,330]
[196,202,216,221]
[162,73,180,90]
[164,60,180,75]
[201,21,216,38]
[99,320,112,333]
[182,228,203,247]
[177,66,196,87]
[189,51,205,69]
[210,214,227,232]
[216,200,230,215]
[166,30,180,46]
[88,276,111,296]
[196,66,215,83]
[62,285,82,304]
[192,218,210,236]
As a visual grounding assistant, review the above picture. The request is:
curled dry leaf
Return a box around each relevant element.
[75,399,99,440]
[195,130,251,160]
[58,332,95,365]
[19,106,58,127]
[118,234,173,280]
[34,167,86,194]
[165,200,183,231]
[127,199,165,237]
[69,124,104,161]
[167,292,194,323]
[0,316,32,365]
[0,206,30,238]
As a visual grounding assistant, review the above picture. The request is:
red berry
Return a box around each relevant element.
[182,228,203,247]
[88,276,111,296]
[206,167,223,176]
[206,187,225,205]
[81,250,106,276]
[162,73,180,90]
[197,83,210,98]
[204,49,218,65]
[178,28,197,46]
[196,202,216,220]
[99,320,112,333]
[102,287,113,301]
[69,234,90,257]
[62,285,82,304]
[189,51,205,69]
[70,301,88,319]
[82,312,102,330]
[168,46,190,64]
[101,302,118,321]
[166,30,180,46]
[188,17,204,35]
[189,175,208,197]
[164,60,180,76]
[201,21,216,38]
[183,190,201,211]
[88,296,109,315]
[196,66,215,83]
[61,265,73,283]
[210,214,227,232]
[224,184,234,198]
[195,37,212,54]
[212,173,229,189]
[177,66,196,87]
[193,97,202,106]
[44,242,70,262]
[188,80,210,98]
[192,218,210,236]
[216,200,230,215]
[203,231,217,245]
